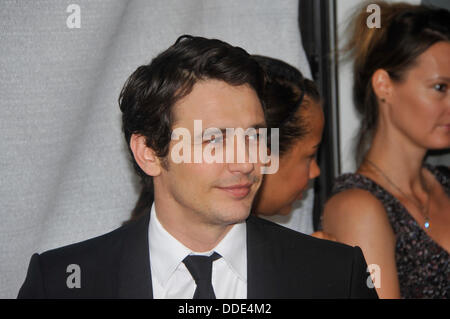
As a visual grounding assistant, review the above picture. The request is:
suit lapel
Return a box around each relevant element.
[117,212,153,298]
[115,212,284,298]
[246,215,279,299]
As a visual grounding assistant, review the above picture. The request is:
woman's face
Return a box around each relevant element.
[386,41,450,150]
[254,99,324,216]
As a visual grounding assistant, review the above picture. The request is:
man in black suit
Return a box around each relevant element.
[18,35,377,299]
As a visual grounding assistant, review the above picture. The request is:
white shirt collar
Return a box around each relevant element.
[148,202,247,287]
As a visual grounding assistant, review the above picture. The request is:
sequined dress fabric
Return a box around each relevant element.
[332,166,449,298]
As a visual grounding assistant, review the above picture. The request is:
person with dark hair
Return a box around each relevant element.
[323,1,450,298]
[249,55,333,240]
[18,35,376,299]
[252,55,322,215]
[129,55,324,235]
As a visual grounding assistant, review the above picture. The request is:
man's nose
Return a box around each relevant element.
[226,135,256,175]
[227,161,255,175]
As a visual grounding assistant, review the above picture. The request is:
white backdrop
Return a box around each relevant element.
[0,0,312,298]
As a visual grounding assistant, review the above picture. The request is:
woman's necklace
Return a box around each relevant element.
[365,159,431,230]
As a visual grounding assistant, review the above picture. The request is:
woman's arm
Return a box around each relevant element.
[322,189,401,298]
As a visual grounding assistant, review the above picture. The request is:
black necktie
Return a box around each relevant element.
[182,252,222,299]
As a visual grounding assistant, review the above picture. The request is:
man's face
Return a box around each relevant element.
[155,79,266,228]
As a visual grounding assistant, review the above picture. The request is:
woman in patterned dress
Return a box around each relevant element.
[322,1,450,298]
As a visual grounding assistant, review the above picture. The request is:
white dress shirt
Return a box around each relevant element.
[148,203,247,299]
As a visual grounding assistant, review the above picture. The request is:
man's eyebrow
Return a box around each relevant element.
[437,76,450,82]
[215,122,267,130]
[427,76,450,83]
[196,123,268,138]
[251,122,268,129]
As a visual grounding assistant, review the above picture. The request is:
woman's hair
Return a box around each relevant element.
[252,55,321,156]
[346,1,450,164]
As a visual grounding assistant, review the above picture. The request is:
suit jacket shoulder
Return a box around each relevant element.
[246,216,378,298]
[18,213,152,299]
[18,212,377,299]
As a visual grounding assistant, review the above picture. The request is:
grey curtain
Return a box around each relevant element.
[0,0,311,298]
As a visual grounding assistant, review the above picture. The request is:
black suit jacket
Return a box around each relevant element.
[18,212,378,298]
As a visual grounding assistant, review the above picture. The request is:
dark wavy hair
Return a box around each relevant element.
[252,55,320,156]
[345,1,450,164]
[119,35,266,221]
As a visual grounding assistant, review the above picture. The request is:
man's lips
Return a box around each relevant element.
[216,183,253,198]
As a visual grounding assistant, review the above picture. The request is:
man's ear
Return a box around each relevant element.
[130,134,162,177]
[371,69,393,104]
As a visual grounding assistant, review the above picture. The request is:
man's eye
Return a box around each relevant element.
[434,83,447,92]
[206,136,223,144]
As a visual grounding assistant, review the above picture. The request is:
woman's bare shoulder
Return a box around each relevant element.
[322,188,394,243]
[324,188,387,218]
